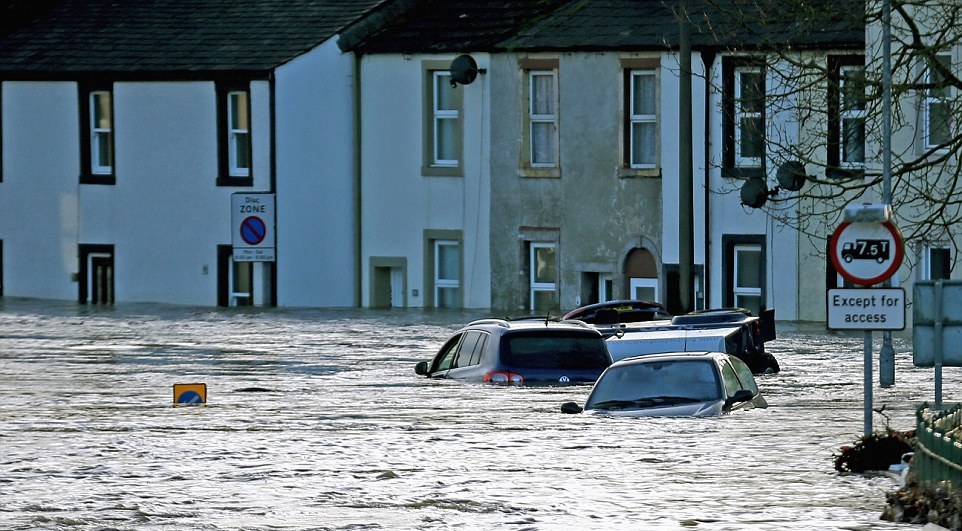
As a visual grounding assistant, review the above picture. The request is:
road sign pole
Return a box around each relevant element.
[864,331,873,436]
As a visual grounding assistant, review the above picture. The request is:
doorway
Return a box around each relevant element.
[78,244,114,304]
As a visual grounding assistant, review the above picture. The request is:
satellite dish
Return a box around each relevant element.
[740,178,769,208]
[449,54,483,87]
[776,161,807,192]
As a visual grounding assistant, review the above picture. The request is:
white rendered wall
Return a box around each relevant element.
[358,53,491,308]
[1,82,80,299]
[274,38,358,307]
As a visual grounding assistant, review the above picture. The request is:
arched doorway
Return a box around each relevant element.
[625,247,659,303]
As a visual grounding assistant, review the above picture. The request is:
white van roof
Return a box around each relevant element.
[605,326,742,362]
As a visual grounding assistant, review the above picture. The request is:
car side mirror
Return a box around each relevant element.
[561,402,584,414]
[725,389,753,408]
[414,361,429,375]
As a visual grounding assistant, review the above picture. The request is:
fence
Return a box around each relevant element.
[915,402,962,487]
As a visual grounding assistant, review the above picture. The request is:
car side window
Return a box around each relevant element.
[453,331,483,368]
[728,356,759,395]
[720,360,742,399]
[466,331,489,366]
[433,333,463,373]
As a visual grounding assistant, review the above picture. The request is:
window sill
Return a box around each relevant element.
[80,174,116,185]
[217,176,254,187]
[422,165,462,177]
[618,167,661,179]
[721,166,764,180]
[825,166,864,180]
[518,167,561,179]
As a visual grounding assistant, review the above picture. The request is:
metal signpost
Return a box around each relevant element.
[828,204,904,436]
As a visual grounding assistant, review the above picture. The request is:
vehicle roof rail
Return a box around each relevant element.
[467,318,511,328]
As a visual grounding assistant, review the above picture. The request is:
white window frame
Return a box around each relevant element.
[629,277,659,303]
[923,53,953,151]
[227,90,251,177]
[432,71,459,167]
[529,70,558,168]
[733,244,762,311]
[921,243,952,280]
[434,240,460,308]
[529,242,557,310]
[629,69,658,169]
[840,65,866,166]
[89,90,113,175]
[598,273,614,302]
[734,67,764,168]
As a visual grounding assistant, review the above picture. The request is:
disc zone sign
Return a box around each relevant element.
[829,220,903,286]
[231,193,275,262]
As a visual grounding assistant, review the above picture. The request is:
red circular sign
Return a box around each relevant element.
[829,220,904,286]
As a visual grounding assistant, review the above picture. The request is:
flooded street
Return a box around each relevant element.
[0,298,955,530]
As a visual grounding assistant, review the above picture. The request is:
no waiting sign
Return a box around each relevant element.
[231,193,275,262]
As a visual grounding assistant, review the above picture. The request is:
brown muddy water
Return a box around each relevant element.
[0,298,956,530]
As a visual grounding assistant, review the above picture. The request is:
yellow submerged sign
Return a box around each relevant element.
[173,383,207,406]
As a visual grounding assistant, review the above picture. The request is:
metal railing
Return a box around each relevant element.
[915,402,962,487]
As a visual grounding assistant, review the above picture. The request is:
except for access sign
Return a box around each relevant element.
[827,288,905,330]
[829,220,903,286]
[232,193,275,262]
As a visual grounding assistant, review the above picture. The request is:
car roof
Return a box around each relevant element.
[610,351,727,367]
[462,318,600,335]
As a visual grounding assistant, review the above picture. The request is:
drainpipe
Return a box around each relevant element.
[269,69,278,306]
[679,0,694,313]
[702,50,716,310]
[352,52,363,308]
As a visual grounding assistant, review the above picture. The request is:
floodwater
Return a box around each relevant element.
[0,298,956,530]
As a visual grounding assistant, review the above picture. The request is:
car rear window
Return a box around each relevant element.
[502,332,610,370]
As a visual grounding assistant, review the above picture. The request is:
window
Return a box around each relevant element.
[519,58,559,177]
[722,58,766,178]
[434,240,461,308]
[733,244,762,315]
[923,53,953,151]
[217,83,252,186]
[723,235,765,315]
[529,70,558,167]
[423,65,462,176]
[827,57,866,177]
[529,242,557,311]
[79,84,115,184]
[628,69,657,168]
[629,277,659,302]
[921,244,952,280]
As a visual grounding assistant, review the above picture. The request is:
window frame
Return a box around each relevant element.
[529,242,558,311]
[216,82,253,187]
[528,69,559,169]
[722,57,766,179]
[433,239,461,309]
[79,83,115,185]
[923,52,953,152]
[518,58,560,178]
[921,243,952,280]
[422,64,463,177]
[628,68,658,169]
[722,235,766,314]
[827,56,866,178]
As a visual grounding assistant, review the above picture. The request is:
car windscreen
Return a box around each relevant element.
[585,359,722,409]
[501,332,610,370]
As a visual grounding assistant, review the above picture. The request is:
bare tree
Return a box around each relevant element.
[693,0,962,271]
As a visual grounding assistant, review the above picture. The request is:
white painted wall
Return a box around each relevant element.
[358,53,491,308]
[275,38,359,307]
[705,58,800,320]
[1,82,80,299]
[1,79,273,306]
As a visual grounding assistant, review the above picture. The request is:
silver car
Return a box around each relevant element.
[560,351,767,417]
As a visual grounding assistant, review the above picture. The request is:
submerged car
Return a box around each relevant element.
[565,302,779,374]
[560,351,767,417]
[414,319,612,385]
[561,299,672,325]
